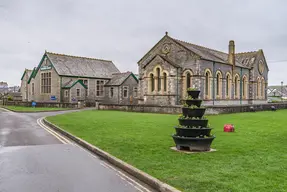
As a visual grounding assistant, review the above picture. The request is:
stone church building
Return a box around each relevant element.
[137,32,268,106]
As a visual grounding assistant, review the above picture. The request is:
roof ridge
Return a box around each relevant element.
[171,37,228,55]
[112,71,131,75]
[46,51,112,62]
[235,50,259,55]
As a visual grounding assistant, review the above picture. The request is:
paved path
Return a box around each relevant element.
[0,108,154,192]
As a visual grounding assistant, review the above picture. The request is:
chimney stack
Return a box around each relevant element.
[228,40,235,66]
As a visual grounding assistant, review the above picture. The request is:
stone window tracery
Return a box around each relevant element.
[148,66,168,94]
[261,78,265,99]
[257,77,261,99]
[163,72,167,92]
[215,71,222,99]
[242,75,248,99]
[182,70,193,98]
[150,73,155,92]
[204,69,212,99]
[234,74,240,99]
[226,73,231,98]
[156,68,161,91]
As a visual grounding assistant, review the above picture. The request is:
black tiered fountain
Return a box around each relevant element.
[172,88,215,152]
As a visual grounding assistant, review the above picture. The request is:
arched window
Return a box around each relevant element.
[257,78,261,99]
[186,72,191,89]
[205,70,211,99]
[205,72,209,96]
[150,73,154,92]
[216,74,220,96]
[163,72,167,92]
[156,68,161,91]
[242,76,248,99]
[226,74,231,97]
[216,71,222,98]
[234,75,239,98]
[182,70,193,98]
[261,79,265,99]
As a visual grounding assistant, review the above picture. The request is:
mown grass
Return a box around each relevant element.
[47,110,287,192]
[3,105,69,112]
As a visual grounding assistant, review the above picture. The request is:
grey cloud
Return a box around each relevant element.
[0,0,287,86]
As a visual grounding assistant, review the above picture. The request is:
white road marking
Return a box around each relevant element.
[100,162,152,192]
[37,117,152,192]
[100,162,146,192]
[37,118,69,144]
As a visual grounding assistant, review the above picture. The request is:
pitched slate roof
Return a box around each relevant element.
[62,79,87,89]
[171,37,246,68]
[143,54,181,69]
[267,86,287,97]
[105,72,138,86]
[27,67,37,84]
[21,69,33,80]
[46,52,120,78]
[235,51,260,68]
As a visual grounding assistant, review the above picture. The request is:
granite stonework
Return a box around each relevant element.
[103,74,138,105]
[4,101,78,108]
[99,102,286,115]
[137,33,268,106]
[21,69,33,101]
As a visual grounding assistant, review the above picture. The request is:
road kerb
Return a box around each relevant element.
[43,118,181,192]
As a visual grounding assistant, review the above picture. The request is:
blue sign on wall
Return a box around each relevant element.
[50,96,56,100]
[32,102,36,107]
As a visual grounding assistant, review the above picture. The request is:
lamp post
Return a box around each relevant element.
[281,81,283,101]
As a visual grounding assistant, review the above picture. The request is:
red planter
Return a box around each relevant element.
[224,124,234,132]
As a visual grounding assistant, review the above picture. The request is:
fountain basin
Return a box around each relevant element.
[182,108,206,118]
[185,99,202,107]
[187,90,200,99]
[174,127,212,137]
[172,135,215,151]
[178,118,208,127]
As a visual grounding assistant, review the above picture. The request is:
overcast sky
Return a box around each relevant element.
[1,0,287,86]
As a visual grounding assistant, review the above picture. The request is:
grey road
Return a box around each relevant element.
[0,108,154,192]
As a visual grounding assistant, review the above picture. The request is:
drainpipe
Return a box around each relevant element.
[212,61,215,105]
[240,67,242,105]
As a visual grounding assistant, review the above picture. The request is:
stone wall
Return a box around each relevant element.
[61,77,109,102]
[99,103,287,115]
[4,101,78,108]
[21,71,29,101]
[137,35,268,106]
[32,58,61,102]
[103,75,138,105]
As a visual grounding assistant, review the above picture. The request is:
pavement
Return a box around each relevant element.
[0,108,155,192]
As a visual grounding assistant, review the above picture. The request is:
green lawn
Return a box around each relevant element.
[47,110,287,192]
[3,105,70,112]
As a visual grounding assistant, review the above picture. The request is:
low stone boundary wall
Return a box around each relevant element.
[99,103,287,115]
[99,104,182,114]
[4,101,78,108]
